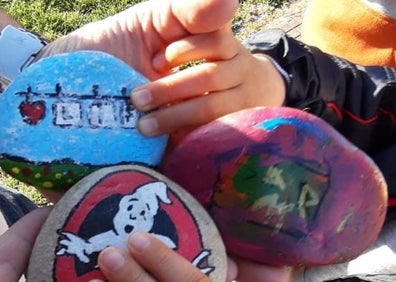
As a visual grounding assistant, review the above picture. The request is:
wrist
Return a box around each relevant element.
[254,54,286,106]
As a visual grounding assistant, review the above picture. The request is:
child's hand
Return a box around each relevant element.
[94,232,293,282]
[131,30,286,136]
[232,257,293,282]
[36,0,285,138]
[93,232,216,282]
[0,207,52,282]
[40,0,238,81]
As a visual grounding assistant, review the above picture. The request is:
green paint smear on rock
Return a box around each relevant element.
[233,155,329,222]
[0,156,98,192]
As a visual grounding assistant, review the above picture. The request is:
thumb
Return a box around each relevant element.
[171,0,239,34]
[150,0,238,42]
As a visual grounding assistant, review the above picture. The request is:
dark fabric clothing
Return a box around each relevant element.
[244,28,396,201]
[0,185,36,227]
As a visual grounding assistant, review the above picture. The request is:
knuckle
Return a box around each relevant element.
[199,63,220,86]
[155,249,173,267]
[218,33,239,59]
[130,269,146,282]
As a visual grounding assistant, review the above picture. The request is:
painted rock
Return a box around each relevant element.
[0,51,167,192]
[162,107,388,266]
[28,164,226,282]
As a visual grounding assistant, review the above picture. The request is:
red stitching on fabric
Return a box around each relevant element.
[342,109,378,124]
[326,103,396,125]
[379,108,396,125]
[387,198,396,208]
[327,102,343,120]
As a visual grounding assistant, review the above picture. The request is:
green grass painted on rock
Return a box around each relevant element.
[0,156,98,192]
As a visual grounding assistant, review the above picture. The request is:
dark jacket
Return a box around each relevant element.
[244,29,396,204]
[244,29,396,156]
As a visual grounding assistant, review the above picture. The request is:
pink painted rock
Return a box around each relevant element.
[162,107,388,266]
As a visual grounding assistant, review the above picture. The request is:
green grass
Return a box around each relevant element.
[0,169,48,206]
[2,0,141,40]
[0,0,292,205]
[2,0,290,40]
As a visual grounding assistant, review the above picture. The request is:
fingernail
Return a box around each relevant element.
[132,88,152,108]
[139,117,158,136]
[129,232,151,253]
[101,248,126,271]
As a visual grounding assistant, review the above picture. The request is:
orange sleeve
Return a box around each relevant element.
[301,0,396,67]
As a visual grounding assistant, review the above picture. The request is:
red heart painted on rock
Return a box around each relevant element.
[19,100,46,125]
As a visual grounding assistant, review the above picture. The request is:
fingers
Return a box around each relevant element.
[131,37,247,113]
[145,0,238,76]
[145,0,238,47]
[0,207,52,282]
[168,0,238,35]
[132,50,286,136]
[133,56,244,111]
[136,86,246,136]
[152,26,237,72]
[97,247,156,282]
[130,46,252,136]
[97,232,211,282]
[235,258,293,282]
[129,232,210,282]
[226,257,238,282]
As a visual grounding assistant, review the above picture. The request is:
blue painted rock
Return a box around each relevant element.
[0,51,167,192]
[28,165,226,282]
[162,107,388,266]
